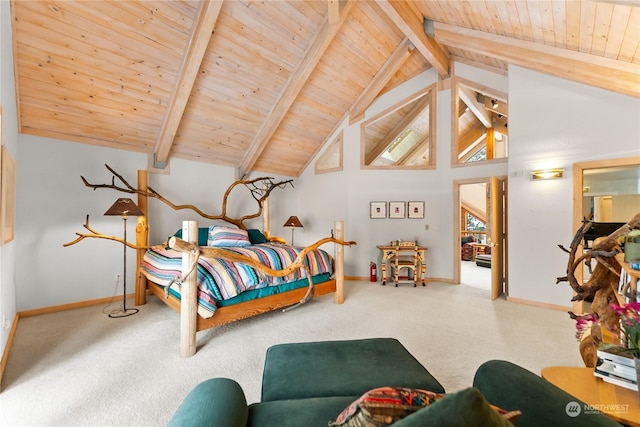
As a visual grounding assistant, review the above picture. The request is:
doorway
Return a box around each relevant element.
[454,177,507,299]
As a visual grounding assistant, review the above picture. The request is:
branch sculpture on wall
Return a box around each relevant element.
[80,164,294,229]
[63,214,147,249]
[557,211,640,367]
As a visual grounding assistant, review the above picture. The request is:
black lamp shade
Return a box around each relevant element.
[104,198,144,217]
[283,216,303,228]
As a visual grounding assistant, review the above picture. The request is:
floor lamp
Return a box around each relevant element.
[283,215,303,246]
[104,198,144,318]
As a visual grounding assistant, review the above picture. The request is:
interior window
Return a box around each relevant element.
[315,131,343,174]
[452,78,508,165]
[361,86,435,169]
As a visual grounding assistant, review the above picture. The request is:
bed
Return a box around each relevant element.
[139,225,336,320]
[137,220,350,357]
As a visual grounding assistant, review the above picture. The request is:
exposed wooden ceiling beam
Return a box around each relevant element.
[458,124,486,160]
[349,38,413,125]
[328,0,340,24]
[458,86,491,128]
[239,0,355,177]
[375,0,449,77]
[153,0,223,168]
[435,22,640,98]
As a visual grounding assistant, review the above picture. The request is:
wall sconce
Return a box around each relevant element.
[531,169,565,180]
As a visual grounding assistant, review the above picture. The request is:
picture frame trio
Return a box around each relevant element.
[370,201,424,219]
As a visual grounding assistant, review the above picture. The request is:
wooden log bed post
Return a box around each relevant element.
[334,220,344,304]
[181,220,199,358]
[135,169,148,306]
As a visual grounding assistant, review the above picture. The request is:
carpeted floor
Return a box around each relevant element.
[460,260,491,290]
[0,280,582,426]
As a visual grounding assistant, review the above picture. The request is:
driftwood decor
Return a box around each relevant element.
[81,164,294,230]
[558,212,640,367]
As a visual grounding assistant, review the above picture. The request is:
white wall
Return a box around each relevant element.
[16,137,147,310]
[1,0,19,357]
[507,65,640,305]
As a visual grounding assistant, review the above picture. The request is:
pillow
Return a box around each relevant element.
[247,229,268,245]
[207,225,251,247]
[461,236,475,246]
[173,227,210,246]
[329,387,520,427]
[399,387,521,426]
[329,387,442,426]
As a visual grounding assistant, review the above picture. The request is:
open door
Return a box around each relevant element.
[489,176,506,300]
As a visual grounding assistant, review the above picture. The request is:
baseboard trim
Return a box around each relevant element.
[506,296,572,312]
[18,293,136,318]
[0,313,20,391]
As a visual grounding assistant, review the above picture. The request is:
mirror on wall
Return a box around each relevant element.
[361,86,435,169]
[582,165,640,223]
[452,78,508,165]
[572,157,640,313]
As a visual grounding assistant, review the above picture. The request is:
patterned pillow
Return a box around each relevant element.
[329,387,442,426]
[207,225,251,247]
[329,387,521,427]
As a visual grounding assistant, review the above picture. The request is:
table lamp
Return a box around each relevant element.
[283,215,303,246]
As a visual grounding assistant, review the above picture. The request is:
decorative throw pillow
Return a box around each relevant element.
[329,387,521,427]
[247,229,268,244]
[400,387,521,426]
[329,387,442,426]
[207,225,251,247]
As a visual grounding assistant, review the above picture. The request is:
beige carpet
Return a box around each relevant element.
[0,280,583,426]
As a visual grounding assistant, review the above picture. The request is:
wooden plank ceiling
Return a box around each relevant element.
[11,1,640,177]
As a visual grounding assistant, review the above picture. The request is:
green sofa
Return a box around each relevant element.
[168,338,621,427]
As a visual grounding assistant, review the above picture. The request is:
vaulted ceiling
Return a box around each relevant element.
[11,1,640,177]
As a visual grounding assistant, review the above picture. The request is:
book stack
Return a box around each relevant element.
[594,346,638,391]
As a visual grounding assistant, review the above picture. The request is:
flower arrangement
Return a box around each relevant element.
[609,301,640,357]
[574,313,598,342]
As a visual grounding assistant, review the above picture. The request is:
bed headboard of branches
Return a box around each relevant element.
[81,164,294,230]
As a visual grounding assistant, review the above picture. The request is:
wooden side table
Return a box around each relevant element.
[616,252,639,300]
[471,243,490,261]
[376,244,427,286]
[541,366,640,426]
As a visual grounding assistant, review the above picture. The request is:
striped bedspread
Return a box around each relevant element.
[140,243,334,318]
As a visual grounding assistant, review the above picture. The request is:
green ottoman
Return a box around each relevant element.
[476,254,491,268]
[260,337,445,402]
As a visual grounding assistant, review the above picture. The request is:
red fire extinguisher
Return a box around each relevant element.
[370,262,377,282]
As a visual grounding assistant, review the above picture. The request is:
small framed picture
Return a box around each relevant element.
[408,201,425,219]
[370,202,387,219]
[389,201,405,219]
